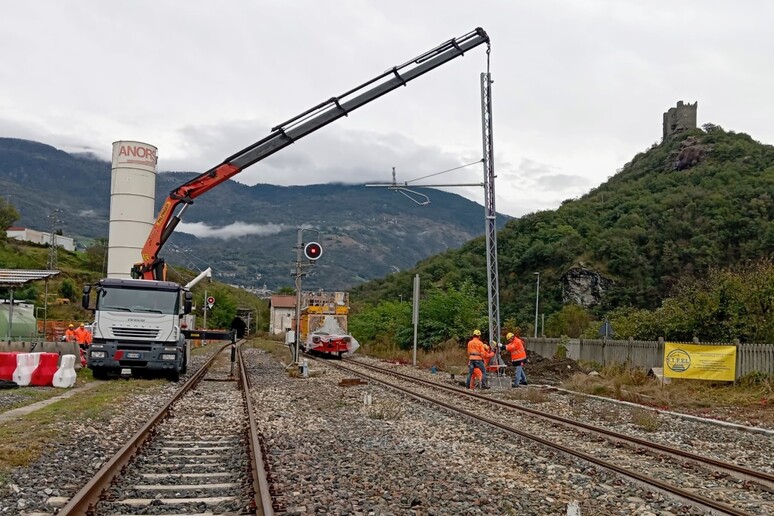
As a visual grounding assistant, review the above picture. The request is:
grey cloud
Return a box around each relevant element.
[161,122,473,189]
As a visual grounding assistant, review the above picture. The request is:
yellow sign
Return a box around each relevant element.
[663,342,736,381]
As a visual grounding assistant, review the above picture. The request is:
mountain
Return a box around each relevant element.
[0,138,507,290]
[352,126,774,327]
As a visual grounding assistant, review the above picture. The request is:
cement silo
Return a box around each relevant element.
[107,141,158,278]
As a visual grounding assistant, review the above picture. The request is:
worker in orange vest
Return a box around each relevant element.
[64,324,76,343]
[74,323,91,350]
[466,329,490,390]
[505,330,528,387]
[471,341,496,388]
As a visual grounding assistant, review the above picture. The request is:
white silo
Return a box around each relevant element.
[107,141,158,278]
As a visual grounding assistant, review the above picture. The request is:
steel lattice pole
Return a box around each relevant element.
[480,72,501,360]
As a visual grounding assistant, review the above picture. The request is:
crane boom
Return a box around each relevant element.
[132,27,490,280]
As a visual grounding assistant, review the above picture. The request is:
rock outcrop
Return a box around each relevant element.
[561,266,614,308]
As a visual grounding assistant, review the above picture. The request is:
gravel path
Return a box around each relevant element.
[0,386,59,414]
[246,348,704,515]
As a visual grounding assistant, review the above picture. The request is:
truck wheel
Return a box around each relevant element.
[180,350,188,375]
[92,368,109,380]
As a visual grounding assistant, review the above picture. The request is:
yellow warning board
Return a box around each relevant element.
[663,342,736,381]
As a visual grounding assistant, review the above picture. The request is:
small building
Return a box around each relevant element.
[7,227,75,252]
[268,295,296,334]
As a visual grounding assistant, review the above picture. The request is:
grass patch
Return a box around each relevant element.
[631,408,661,432]
[247,338,293,363]
[0,367,96,415]
[505,387,549,404]
[0,376,165,477]
[561,366,774,416]
[362,339,469,373]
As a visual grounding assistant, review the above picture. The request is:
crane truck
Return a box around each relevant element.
[82,268,213,381]
[83,27,490,380]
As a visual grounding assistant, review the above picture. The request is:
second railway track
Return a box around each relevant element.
[322,356,774,516]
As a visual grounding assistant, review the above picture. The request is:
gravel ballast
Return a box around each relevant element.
[246,348,707,515]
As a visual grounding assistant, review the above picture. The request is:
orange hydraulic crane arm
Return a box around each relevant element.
[132,27,490,280]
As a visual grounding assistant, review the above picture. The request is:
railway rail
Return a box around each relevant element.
[318,356,773,516]
[58,341,275,516]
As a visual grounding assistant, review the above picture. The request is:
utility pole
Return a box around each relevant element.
[480,63,501,358]
[533,272,540,338]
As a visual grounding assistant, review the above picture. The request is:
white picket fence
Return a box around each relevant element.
[524,337,774,379]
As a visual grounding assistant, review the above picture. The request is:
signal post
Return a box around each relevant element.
[291,229,323,365]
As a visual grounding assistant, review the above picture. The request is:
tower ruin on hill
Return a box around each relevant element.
[663,101,697,139]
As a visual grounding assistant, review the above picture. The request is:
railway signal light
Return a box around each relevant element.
[304,242,323,261]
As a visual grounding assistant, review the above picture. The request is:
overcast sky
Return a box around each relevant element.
[2,1,772,218]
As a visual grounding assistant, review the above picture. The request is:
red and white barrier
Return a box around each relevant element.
[0,352,77,388]
[53,354,77,388]
[13,352,42,386]
[0,351,21,381]
[30,353,59,386]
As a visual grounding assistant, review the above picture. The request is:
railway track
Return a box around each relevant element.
[58,341,274,516]
[321,357,774,516]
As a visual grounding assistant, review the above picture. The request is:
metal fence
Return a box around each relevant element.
[524,337,774,379]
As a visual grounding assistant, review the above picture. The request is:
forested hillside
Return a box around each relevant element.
[351,126,774,343]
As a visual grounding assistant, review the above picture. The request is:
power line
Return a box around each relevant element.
[404,159,483,184]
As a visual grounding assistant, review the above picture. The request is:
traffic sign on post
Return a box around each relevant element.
[207,296,215,309]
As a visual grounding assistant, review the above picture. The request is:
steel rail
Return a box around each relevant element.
[58,341,241,516]
[327,359,755,516]
[344,357,774,490]
[238,345,275,516]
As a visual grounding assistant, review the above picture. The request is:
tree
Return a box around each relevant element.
[0,200,19,239]
[84,238,108,273]
[545,304,593,338]
[59,279,77,301]
[204,291,238,330]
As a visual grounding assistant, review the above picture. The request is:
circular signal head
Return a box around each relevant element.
[304,241,323,261]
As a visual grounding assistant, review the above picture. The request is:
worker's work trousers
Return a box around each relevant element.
[467,360,487,389]
[512,359,528,386]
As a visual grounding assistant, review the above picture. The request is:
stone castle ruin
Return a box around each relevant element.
[663,101,697,139]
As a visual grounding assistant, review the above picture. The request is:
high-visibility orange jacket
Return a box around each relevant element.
[74,327,90,345]
[64,328,76,342]
[467,337,487,361]
[482,345,495,366]
[506,336,527,362]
